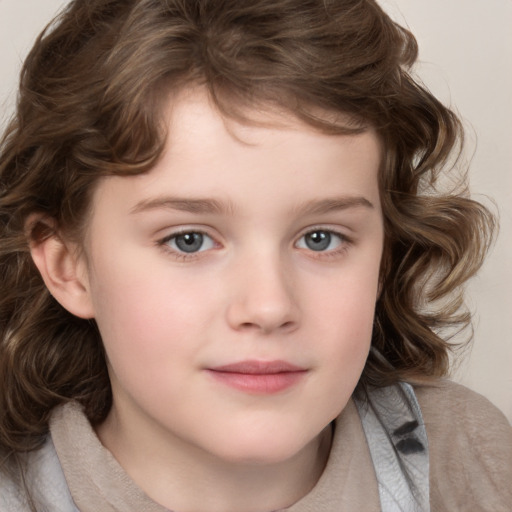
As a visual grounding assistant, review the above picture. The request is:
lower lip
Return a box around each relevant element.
[206,370,306,394]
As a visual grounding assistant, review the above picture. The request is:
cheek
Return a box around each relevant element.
[306,262,380,375]
[88,259,207,364]
[297,280,376,427]
[314,263,379,333]
[321,296,374,376]
[88,270,203,409]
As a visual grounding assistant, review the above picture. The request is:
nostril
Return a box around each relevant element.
[236,320,297,334]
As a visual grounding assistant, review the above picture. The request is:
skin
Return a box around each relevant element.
[35,89,384,511]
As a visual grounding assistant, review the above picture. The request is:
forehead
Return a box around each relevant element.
[165,86,374,149]
[156,88,380,182]
[88,88,382,223]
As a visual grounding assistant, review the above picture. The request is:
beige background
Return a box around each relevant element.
[1,0,511,422]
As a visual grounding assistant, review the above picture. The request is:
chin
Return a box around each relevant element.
[207,427,322,467]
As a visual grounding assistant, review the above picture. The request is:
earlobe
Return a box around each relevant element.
[27,215,95,319]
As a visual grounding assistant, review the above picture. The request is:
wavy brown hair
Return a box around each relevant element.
[0,0,495,456]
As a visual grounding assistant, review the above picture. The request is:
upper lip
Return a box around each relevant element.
[208,360,306,374]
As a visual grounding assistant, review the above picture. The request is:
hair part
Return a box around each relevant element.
[0,0,496,456]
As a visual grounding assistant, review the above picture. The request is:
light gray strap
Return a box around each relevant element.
[0,437,79,512]
[355,382,430,512]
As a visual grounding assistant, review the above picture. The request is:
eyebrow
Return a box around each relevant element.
[130,195,374,216]
[130,197,234,215]
[294,196,374,216]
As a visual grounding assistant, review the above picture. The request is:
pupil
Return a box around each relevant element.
[306,231,331,251]
[176,233,203,253]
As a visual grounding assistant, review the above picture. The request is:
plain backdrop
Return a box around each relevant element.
[1,0,511,423]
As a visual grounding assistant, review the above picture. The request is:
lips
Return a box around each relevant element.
[206,360,307,394]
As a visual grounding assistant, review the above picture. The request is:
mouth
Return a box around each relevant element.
[206,360,307,394]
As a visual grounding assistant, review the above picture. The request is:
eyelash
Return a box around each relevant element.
[295,227,352,259]
[157,227,352,261]
[157,229,218,261]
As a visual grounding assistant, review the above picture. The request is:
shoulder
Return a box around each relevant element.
[416,378,510,427]
[414,379,512,511]
[0,436,77,512]
[415,379,511,442]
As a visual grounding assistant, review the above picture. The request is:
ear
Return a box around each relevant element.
[27,215,95,319]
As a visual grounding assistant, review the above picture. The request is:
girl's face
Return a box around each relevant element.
[80,89,384,467]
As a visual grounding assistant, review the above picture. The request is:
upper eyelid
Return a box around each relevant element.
[161,232,220,252]
[296,225,350,240]
[294,229,353,260]
[158,226,217,241]
[155,225,352,246]
[294,227,353,252]
[157,230,219,259]
[297,229,346,240]
[160,227,208,238]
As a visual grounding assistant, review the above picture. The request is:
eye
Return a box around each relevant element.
[296,229,345,252]
[163,231,216,254]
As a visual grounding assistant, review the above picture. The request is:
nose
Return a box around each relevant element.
[225,252,299,335]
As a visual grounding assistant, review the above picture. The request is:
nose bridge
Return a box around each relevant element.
[226,245,298,334]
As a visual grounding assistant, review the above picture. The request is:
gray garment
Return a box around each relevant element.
[354,382,430,512]
[0,383,428,512]
[0,436,78,512]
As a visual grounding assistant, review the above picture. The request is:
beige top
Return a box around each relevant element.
[49,380,512,511]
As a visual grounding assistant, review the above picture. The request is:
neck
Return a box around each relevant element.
[96,405,333,512]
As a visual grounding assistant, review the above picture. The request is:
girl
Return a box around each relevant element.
[1,0,511,510]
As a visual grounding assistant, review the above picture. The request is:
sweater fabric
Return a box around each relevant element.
[1,379,511,511]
